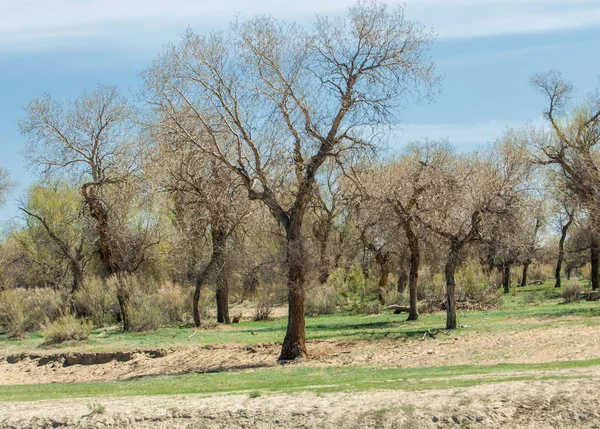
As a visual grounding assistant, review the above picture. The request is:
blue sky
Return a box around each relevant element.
[1,0,600,223]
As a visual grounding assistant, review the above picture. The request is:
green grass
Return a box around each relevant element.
[2,357,598,402]
[1,280,598,356]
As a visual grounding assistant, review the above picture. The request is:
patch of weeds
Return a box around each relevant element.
[248,390,262,398]
[87,402,106,415]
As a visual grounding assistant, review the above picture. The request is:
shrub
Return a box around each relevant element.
[0,288,65,337]
[74,277,119,327]
[157,282,188,322]
[350,298,381,315]
[44,313,93,344]
[305,285,338,316]
[562,282,582,303]
[87,403,106,415]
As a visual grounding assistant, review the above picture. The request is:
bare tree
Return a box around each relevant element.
[531,71,600,287]
[155,143,251,325]
[415,137,530,328]
[143,1,438,360]
[19,85,159,330]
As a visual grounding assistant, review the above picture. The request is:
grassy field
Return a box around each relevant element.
[1,280,599,404]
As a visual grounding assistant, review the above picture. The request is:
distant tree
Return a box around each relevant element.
[531,71,600,288]
[20,183,93,295]
[20,85,160,330]
[154,142,251,325]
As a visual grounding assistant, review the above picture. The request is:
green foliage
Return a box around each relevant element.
[0,288,65,337]
[44,313,93,344]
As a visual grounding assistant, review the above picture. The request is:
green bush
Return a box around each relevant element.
[305,285,338,316]
[0,288,65,337]
[44,313,93,344]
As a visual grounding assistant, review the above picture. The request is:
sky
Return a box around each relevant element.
[1,0,600,224]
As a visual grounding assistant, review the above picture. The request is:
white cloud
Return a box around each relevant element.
[1,0,599,53]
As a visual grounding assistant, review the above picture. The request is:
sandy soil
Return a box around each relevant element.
[2,321,600,428]
[2,323,600,386]
[2,377,600,428]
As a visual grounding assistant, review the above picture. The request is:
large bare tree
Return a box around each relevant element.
[143,1,438,360]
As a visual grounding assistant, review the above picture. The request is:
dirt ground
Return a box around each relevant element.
[2,377,600,428]
[2,323,600,385]
[2,323,600,428]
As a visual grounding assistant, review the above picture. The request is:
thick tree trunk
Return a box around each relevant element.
[445,241,459,330]
[503,263,511,294]
[566,267,572,280]
[591,236,600,291]
[278,216,308,362]
[406,226,420,321]
[555,215,573,288]
[520,262,529,287]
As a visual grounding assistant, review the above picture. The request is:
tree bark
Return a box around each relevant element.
[445,240,459,330]
[212,226,230,324]
[520,262,529,287]
[566,266,572,280]
[278,215,308,362]
[591,235,600,291]
[503,263,511,294]
[405,225,420,321]
[116,276,131,332]
[555,213,573,288]
[71,260,84,294]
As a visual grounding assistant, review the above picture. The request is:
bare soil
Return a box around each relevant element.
[2,322,600,428]
[2,324,600,385]
[2,378,600,428]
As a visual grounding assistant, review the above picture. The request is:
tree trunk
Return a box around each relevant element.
[520,262,529,287]
[445,240,459,330]
[71,260,84,294]
[212,226,230,324]
[591,235,600,291]
[555,215,573,288]
[503,263,511,294]
[192,275,203,328]
[406,225,420,321]
[116,276,131,332]
[278,216,308,362]
[566,266,572,280]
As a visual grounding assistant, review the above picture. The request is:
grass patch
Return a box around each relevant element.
[1,358,599,403]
